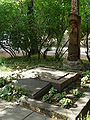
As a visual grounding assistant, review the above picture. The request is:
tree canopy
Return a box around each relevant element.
[0,0,89,59]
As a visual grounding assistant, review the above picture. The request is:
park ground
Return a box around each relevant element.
[0,53,90,120]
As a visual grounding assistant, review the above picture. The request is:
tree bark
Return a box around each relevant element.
[43,48,48,59]
[86,14,90,61]
[71,0,78,15]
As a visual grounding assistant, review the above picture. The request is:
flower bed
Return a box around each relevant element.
[40,72,90,109]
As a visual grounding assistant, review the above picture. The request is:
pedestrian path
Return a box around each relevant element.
[0,99,53,120]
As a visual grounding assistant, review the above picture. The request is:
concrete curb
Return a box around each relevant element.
[19,90,90,120]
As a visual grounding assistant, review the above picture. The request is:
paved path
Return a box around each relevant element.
[0,99,53,120]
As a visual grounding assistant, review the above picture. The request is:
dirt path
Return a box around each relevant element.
[0,51,23,58]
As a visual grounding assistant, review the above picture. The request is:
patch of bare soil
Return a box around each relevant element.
[0,51,23,58]
[0,51,10,58]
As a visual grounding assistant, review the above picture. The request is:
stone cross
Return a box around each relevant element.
[68,0,81,61]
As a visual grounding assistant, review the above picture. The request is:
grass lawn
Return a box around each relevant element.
[0,55,61,72]
[0,55,90,72]
[87,115,90,120]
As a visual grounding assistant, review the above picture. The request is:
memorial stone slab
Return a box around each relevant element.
[18,67,79,93]
[17,78,51,99]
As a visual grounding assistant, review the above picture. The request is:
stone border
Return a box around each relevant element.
[19,90,90,120]
[40,73,80,91]
[31,82,51,99]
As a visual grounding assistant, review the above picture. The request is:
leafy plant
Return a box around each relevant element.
[70,89,82,97]
[0,83,27,102]
[82,71,90,80]
[0,77,5,86]
[0,75,18,87]
[81,76,88,82]
[48,87,57,97]
[81,81,87,88]
[5,75,17,81]
[42,94,50,102]
[59,98,72,108]
[81,75,89,88]
[54,92,66,101]
[0,84,11,97]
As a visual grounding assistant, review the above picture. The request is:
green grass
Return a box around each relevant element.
[78,114,90,120]
[0,55,61,72]
[87,114,90,120]
[0,55,90,72]
[83,60,90,65]
[0,65,12,72]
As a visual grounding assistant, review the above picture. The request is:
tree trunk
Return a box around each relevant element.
[55,48,59,60]
[77,0,79,15]
[43,48,48,59]
[86,14,90,61]
[71,0,78,15]
[38,49,41,60]
[27,0,38,56]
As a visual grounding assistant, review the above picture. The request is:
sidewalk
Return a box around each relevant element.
[0,99,53,120]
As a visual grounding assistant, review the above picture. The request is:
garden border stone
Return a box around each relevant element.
[19,89,90,120]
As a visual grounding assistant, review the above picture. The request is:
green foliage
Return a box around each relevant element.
[42,86,72,108]
[81,80,87,88]
[0,76,12,87]
[70,89,82,97]
[82,70,90,80]
[0,0,71,57]
[48,87,57,96]
[54,92,66,101]
[81,70,90,88]
[0,84,11,97]
[0,74,27,102]
[0,0,90,58]
[42,87,57,102]
[81,76,88,88]
[80,0,90,37]
[59,98,72,108]
[42,94,50,102]
[77,114,90,120]
[0,77,5,86]
[0,56,60,71]
[35,0,71,52]
[0,83,27,102]
[0,74,20,87]
[86,114,90,120]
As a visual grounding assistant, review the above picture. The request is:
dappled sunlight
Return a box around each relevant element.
[0,65,12,72]
[0,0,89,119]
[64,73,77,79]
[21,67,70,79]
[0,105,32,120]
[36,87,41,90]
[0,70,12,78]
